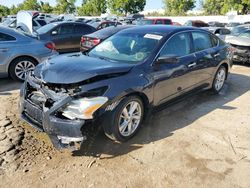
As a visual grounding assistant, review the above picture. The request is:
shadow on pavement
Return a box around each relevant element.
[72,72,250,158]
[0,78,21,94]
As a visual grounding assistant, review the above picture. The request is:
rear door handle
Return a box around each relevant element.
[0,48,9,52]
[188,62,197,68]
[214,53,220,57]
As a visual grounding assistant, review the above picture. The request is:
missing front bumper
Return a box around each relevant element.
[19,77,87,150]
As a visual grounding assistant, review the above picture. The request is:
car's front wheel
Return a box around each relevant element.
[103,96,144,142]
[9,57,37,81]
[212,65,227,93]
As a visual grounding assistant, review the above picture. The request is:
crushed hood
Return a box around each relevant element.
[225,36,250,46]
[34,53,134,85]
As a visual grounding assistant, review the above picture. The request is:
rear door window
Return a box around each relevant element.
[0,33,16,42]
[160,32,192,57]
[58,24,74,35]
[210,35,218,47]
[74,24,93,34]
[192,32,213,51]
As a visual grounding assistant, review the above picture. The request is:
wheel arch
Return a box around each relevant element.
[8,55,39,76]
[220,62,229,79]
[122,91,151,117]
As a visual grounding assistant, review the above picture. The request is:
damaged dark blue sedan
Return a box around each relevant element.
[20,26,233,149]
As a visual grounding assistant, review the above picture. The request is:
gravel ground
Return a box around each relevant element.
[0,65,249,188]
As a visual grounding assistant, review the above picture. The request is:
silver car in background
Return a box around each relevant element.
[0,26,57,81]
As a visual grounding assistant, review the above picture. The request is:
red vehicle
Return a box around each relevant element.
[80,25,134,52]
[137,18,173,25]
[184,20,209,27]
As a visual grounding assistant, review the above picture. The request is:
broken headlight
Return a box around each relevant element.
[62,97,108,120]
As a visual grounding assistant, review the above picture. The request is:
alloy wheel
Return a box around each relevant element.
[14,60,35,80]
[214,68,226,91]
[118,101,142,137]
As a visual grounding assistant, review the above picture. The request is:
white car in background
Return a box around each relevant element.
[16,11,49,34]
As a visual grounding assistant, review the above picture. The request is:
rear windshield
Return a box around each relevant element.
[90,22,100,28]
[36,23,59,34]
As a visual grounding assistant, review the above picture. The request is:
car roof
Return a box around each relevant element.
[119,25,200,36]
[52,21,88,25]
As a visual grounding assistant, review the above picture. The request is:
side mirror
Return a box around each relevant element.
[155,55,179,65]
[51,30,58,35]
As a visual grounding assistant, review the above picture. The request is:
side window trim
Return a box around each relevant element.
[191,31,219,53]
[0,32,16,42]
[151,30,199,66]
[158,31,193,58]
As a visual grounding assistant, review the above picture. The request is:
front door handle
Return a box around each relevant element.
[188,62,197,68]
[214,53,220,57]
[0,48,9,52]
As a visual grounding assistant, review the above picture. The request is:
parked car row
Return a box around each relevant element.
[1,10,250,83]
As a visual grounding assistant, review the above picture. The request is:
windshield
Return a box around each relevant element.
[239,30,250,38]
[90,22,101,28]
[89,32,162,63]
[36,23,58,34]
[1,19,15,26]
[231,26,249,36]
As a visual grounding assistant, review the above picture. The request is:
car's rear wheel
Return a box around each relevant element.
[103,96,144,142]
[9,57,37,81]
[212,65,227,93]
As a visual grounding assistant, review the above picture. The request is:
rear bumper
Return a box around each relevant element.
[19,77,86,149]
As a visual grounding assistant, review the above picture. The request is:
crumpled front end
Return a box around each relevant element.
[20,73,90,149]
[231,44,250,63]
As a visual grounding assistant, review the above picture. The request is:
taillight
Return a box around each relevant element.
[81,36,87,43]
[92,38,101,45]
[45,42,56,51]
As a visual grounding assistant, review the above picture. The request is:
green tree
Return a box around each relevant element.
[108,0,146,16]
[0,5,10,17]
[54,0,76,14]
[242,0,250,14]
[77,0,106,16]
[203,0,224,15]
[163,0,195,16]
[40,1,54,13]
[21,0,40,10]
[9,5,22,15]
[203,0,250,15]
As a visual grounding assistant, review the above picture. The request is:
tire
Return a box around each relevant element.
[9,57,37,81]
[103,96,144,142]
[211,65,227,94]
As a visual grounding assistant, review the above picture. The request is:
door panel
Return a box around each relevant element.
[152,32,200,105]
[152,54,197,105]
[50,24,74,52]
[192,31,217,83]
[0,33,16,72]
